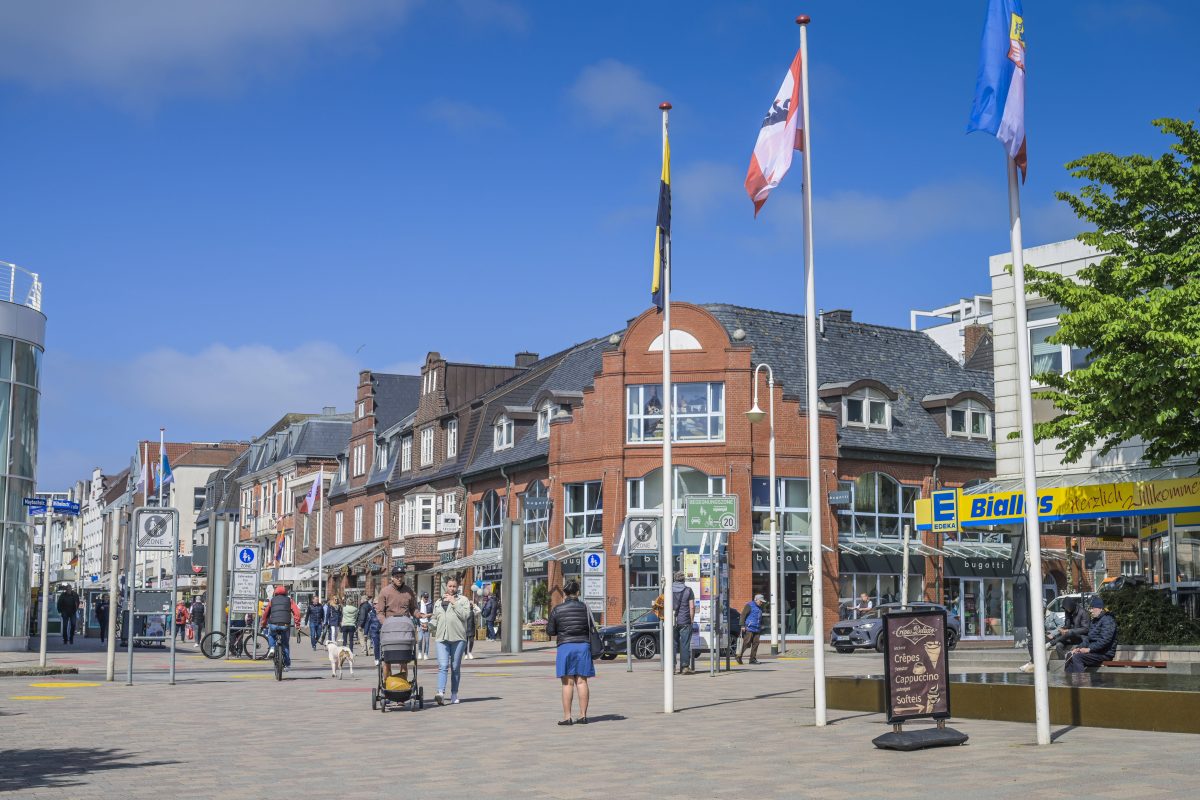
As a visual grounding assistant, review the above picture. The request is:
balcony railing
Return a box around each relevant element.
[0,261,42,311]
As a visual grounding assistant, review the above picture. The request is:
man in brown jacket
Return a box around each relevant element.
[375,566,417,621]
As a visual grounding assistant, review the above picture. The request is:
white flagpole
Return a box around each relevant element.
[1007,156,1052,745]
[317,468,325,604]
[658,100,676,715]
[797,14,827,727]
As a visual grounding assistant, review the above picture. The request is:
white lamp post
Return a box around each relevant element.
[746,363,780,654]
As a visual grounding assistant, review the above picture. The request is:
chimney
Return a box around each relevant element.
[823,309,853,323]
[963,323,989,361]
[322,406,337,416]
[515,352,539,368]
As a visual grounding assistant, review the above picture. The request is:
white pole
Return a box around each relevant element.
[901,524,911,610]
[797,15,827,727]
[38,512,51,667]
[763,365,780,655]
[105,509,119,681]
[1007,156,1052,745]
[317,468,325,604]
[659,101,676,714]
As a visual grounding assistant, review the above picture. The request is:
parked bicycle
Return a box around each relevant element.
[200,625,269,660]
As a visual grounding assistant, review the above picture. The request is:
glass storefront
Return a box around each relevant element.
[750,546,813,637]
[943,555,1015,639]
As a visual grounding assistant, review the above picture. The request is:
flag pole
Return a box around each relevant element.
[1007,155,1051,745]
[317,468,325,604]
[658,100,676,715]
[797,14,827,727]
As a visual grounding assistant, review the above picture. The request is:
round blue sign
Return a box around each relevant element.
[238,547,255,565]
[586,553,602,569]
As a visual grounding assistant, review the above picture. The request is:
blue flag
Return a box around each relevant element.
[967,0,1027,180]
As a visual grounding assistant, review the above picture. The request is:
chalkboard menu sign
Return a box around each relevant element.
[882,609,951,724]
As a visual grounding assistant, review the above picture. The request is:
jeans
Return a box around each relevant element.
[1065,651,1106,673]
[436,639,467,695]
[62,615,76,643]
[341,626,356,647]
[309,621,322,649]
[485,618,496,640]
[368,627,380,660]
[676,624,693,671]
[418,627,430,657]
[266,624,292,667]
[191,621,203,643]
[176,622,188,641]
[98,616,108,644]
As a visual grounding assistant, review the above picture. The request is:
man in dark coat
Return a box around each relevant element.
[57,587,80,644]
[1065,595,1118,673]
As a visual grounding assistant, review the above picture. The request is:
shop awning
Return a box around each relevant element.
[962,464,1198,495]
[435,548,503,574]
[295,542,384,578]
[838,539,943,557]
[531,537,603,563]
[751,535,836,555]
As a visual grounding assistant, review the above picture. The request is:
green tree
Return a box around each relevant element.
[1022,117,1200,465]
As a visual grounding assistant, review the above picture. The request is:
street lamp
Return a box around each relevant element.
[746,362,781,654]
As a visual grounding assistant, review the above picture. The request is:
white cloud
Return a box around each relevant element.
[675,161,744,219]
[568,59,667,133]
[423,99,507,133]
[812,179,1003,244]
[0,1,417,103]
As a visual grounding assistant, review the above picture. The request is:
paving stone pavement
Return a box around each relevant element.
[1,637,1196,799]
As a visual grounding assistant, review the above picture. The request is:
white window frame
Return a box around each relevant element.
[474,490,505,551]
[418,495,435,534]
[443,492,458,516]
[843,388,891,431]
[1028,304,1091,385]
[494,415,514,450]
[420,427,434,466]
[537,402,557,440]
[353,506,364,542]
[357,401,365,419]
[522,480,550,545]
[836,473,919,540]
[948,400,991,440]
[446,419,458,459]
[401,437,412,472]
[626,382,725,444]
[374,500,384,539]
[751,477,811,536]
[564,481,603,539]
[302,516,311,550]
[335,510,344,545]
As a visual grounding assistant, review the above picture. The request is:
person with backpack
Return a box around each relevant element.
[189,596,206,648]
[355,596,374,654]
[56,586,80,644]
[174,600,191,642]
[361,602,381,665]
[736,594,765,665]
[670,571,696,675]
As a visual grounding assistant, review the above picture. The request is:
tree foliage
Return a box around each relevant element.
[1023,117,1200,465]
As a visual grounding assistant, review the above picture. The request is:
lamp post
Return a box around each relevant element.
[746,363,780,654]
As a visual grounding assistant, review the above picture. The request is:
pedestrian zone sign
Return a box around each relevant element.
[133,507,179,551]
[685,495,739,533]
[584,552,604,573]
[235,546,258,571]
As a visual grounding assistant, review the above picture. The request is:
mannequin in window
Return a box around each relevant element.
[644,393,663,438]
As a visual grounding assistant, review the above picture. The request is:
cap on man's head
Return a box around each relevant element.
[754,594,765,603]
[390,565,405,577]
[1089,595,1105,609]
[673,571,685,582]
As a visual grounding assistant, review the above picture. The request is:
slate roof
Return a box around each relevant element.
[963,330,994,374]
[703,304,994,463]
[462,337,610,478]
[246,417,350,475]
[371,374,422,430]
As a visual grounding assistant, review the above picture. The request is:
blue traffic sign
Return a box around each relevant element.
[52,499,81,515]
[237,547,257,566]
[23,497,47,507]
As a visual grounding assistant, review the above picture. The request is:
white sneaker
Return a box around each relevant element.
[465,652,474,660]
[1018,662,1035,673]
[450,694,459,704]
[374,659,380,666]
[435,692,445,706]
[193,643,199,648]
[267,648,275,658]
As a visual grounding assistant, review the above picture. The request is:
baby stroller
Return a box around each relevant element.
[373,615,422,712]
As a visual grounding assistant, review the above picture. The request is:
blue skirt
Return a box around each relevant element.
[556,642,596,678]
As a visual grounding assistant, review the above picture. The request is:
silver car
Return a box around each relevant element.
[1044,593,1095,632]
[830,602,961,654]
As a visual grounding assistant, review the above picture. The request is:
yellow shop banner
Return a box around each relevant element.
[915,476,1200,531]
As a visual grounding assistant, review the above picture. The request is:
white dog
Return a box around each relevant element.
[326,640,355,679]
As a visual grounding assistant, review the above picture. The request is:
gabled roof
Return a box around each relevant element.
[703,304,994,463]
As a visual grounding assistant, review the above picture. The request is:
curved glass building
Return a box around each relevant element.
[0,263,44,650]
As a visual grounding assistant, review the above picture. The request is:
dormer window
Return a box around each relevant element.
[844,388,890,431]
[494,415,514,450]
[537,402,558,439]
[949,400,990,439]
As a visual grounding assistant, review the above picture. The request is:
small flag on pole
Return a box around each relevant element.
[299,469,322,515]
[651,131,671,310]
[139,455,154,498]
[159,441,175,486]
[745,48,804,216]
[967,0,1027,179]
[274,531,286,564]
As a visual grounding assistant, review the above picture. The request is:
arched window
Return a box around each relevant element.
[522,480,550,545]
[836,472,918,540]
[474,490,504,550]
[843,388,890,431]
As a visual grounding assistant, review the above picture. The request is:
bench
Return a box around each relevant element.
[1102,659,1167,669]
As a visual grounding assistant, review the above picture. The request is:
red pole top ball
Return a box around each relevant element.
[659,102,672,110]
[796,15,811,25]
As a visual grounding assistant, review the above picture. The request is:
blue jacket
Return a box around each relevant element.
[742,601,763,633]
[1081,612,1118,660]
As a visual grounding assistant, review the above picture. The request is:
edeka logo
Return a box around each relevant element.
[894,619,936,645]
[931,490,958,533]
[968,492,1054,520]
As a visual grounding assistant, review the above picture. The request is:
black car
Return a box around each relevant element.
[597,609,662,660]
[829,602,961,654]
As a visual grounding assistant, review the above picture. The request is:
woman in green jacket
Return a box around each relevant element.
[340,596,358,648]
[430,579,472,705]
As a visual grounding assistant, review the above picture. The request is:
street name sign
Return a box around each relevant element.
[52,499,82,515]
[684,495,739,533]
[133,507,179,551]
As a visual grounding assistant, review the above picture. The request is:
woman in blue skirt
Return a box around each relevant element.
[546,580,595,726]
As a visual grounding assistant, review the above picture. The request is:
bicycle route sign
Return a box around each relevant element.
[133,507,179,551]
[684,495,739,533]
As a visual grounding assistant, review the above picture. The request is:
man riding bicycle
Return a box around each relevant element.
[261,585,302,671]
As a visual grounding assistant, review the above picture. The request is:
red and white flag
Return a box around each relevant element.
[745,48,804,216]
[299,468,322,514]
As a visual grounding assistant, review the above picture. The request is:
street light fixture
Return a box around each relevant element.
[746,362,782,654]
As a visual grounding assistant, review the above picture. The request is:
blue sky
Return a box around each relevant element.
[3,1,1196,489]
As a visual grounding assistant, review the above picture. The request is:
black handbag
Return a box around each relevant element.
[587,607,603,659]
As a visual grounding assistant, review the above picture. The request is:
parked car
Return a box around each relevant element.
[597,608,662,660]
[1044,592,1096,631]
[829,603,961,654]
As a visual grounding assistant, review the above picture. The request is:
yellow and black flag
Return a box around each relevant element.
[651,133,670,310]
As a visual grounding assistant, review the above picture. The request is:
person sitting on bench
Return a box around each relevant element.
[1065,595,1117,673]
[1020,596,1091,673]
